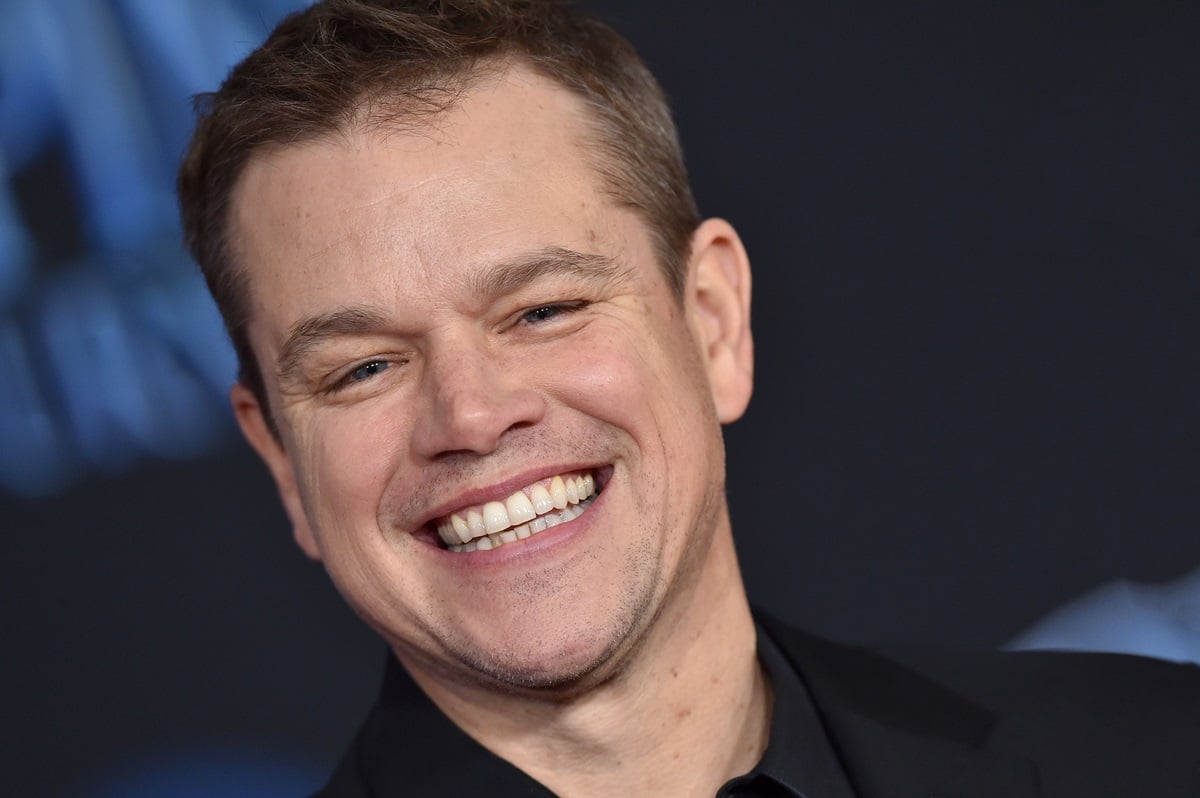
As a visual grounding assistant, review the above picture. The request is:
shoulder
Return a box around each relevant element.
[758,612,1200,793]
[889,644,1200,790]
[761,610,1200,728]
[887,641,1200,739]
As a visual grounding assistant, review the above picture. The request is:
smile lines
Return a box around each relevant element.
[436,472,597,552]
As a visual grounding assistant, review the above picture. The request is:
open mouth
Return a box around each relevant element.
[433,469,603,553]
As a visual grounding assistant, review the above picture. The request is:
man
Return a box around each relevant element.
[178,1,1200,795]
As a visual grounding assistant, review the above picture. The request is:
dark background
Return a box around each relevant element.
[5,2,1197,795]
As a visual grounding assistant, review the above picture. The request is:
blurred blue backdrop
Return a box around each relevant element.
[0,0,305,497]
[76,746,324,798]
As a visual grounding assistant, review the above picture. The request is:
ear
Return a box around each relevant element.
[231,383,322,560]
[684,218,754,423]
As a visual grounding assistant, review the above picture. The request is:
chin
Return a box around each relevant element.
[451,605,654,696]
[466,638,625,695]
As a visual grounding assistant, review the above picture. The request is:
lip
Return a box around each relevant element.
[413,463,613,534]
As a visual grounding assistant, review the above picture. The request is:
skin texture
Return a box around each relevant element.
[228,65,762,795]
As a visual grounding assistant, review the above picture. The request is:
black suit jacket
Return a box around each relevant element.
[318,614,1200,796]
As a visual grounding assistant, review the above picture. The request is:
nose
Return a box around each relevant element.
[410,335,546,460]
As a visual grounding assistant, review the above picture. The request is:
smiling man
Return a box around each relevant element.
[226,65,761,737]
[178,2,1200,796]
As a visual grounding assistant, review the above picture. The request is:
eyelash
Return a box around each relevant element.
[326,359,393,393]
[519,301,586,325]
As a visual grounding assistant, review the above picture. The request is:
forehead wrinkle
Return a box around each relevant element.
[470,246,628,299]
[277,305,391,383]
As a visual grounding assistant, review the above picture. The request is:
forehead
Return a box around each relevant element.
[228,66,624,320]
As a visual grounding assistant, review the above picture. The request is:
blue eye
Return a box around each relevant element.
[523,306,561,323]
[520,302,584,324]
[350,360,389,382]
[324,358,402,395]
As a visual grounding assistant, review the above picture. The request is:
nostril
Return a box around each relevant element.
[417,381,547,460]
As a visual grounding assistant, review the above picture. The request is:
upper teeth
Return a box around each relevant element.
[436,473,597,552]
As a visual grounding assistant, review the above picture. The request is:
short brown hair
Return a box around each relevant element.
[177,0,700,416]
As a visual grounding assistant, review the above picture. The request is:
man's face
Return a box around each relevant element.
[229,67,751,691]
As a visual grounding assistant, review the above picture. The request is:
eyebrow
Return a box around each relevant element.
[469,246,624,298]
[277,305,391,385]
[275,247,624,383]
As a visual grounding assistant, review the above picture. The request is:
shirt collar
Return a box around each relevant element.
[365,654,556,796]
[363,622,858,798]
[715,625,858,798]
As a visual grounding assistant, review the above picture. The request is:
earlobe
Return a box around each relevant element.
[230,384,322,561]
[685,218,754,423]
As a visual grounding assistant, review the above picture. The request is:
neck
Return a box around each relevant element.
[404,522,769,798]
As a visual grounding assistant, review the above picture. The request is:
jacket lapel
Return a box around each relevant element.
[757,613,1041,798]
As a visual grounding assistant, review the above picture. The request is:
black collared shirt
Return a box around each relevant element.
[318,622,858,797]
[716,627,858,797]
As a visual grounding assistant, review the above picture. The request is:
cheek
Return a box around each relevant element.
[542,316,715,458]
[291,406,406,525]
[543,327,656,426]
